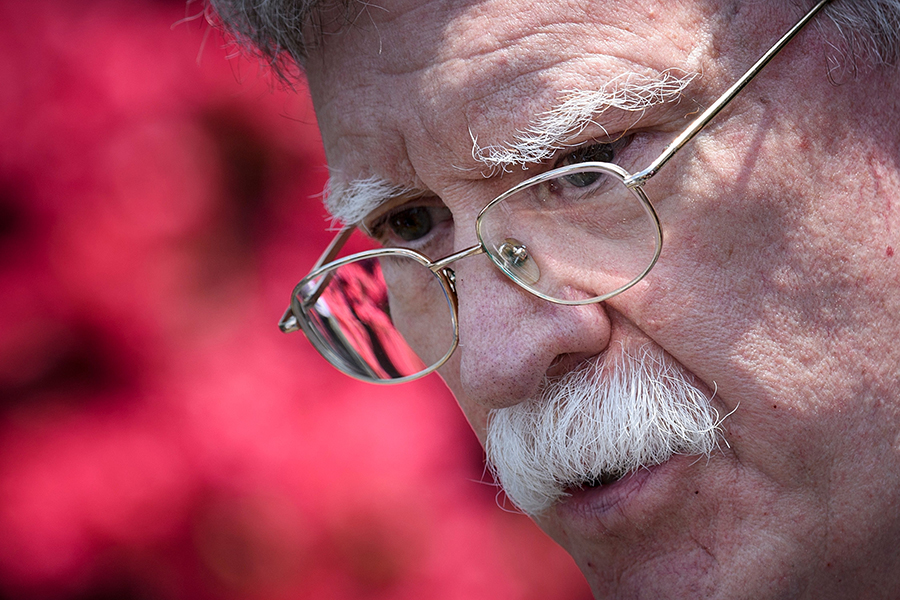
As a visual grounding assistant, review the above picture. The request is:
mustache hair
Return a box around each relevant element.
[484,346,725,515]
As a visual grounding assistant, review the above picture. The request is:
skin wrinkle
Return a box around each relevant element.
[435,1,564,59]
[433,10,689,123]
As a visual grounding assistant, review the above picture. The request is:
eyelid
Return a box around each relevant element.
[362,195,448,239]
[552,134,635,169]
[360,193,432,234]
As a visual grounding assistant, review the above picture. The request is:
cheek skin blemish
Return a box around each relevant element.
[887,246,894,258]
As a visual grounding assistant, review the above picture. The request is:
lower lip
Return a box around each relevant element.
[555,464,658,522]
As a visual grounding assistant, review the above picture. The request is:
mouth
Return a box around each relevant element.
[578,471,627,489]
[555,466,656,521]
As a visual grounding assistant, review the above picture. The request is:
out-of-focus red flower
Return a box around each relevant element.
[0,1,592,599]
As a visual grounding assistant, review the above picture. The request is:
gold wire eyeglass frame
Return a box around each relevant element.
[278,0,832,383]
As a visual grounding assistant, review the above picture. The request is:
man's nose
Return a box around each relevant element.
[449,255,613,411]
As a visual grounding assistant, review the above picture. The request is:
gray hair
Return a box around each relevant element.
[205,0,349,73]
[207,0,900,73]
[825,0,900,65]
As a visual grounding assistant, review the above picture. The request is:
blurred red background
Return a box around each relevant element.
[0,0,591,598]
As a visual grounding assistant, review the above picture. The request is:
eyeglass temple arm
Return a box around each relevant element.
[279,225,356,333]
[627,0,832,187]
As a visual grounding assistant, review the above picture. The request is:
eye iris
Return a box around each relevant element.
[563,171,601,187]
[389,206,433,241]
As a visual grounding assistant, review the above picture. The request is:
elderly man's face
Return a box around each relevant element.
[304,0,900,596]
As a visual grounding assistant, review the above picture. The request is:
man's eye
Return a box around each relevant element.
[389,206,434,241]
[554,140,630,188]
[562,170,602,188]
[369,204,452,246]
[557,144,614,188]
[560,143,617,166]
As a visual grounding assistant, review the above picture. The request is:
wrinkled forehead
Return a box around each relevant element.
[305,0,716,212]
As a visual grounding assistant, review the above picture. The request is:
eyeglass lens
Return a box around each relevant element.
[294,252,457,382]
[478,164,660,303]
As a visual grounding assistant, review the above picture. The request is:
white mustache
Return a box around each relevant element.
[485,346,725,515]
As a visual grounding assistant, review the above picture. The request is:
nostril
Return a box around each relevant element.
[546,352,598,379]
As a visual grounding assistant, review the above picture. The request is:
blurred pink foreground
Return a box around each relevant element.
[0,0,590,598]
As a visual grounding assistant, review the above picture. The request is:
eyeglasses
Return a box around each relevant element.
[279,0,832,383]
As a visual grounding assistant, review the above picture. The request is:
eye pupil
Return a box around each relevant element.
[390,206,433,241]
[563,171,602,188]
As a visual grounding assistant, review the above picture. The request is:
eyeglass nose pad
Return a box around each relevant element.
[496,237,541,285]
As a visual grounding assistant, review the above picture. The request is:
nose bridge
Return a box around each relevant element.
[447,245,614,412]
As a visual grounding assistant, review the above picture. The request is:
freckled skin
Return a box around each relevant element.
[303,0,900,597]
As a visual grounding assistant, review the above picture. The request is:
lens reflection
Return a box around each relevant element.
[295,254,456,382]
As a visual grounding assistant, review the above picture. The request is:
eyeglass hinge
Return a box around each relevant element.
[445,268,457,294]
[278,308,300,333]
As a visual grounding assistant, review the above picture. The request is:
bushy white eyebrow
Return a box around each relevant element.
[471,70,697,172]
[324,175,412,226]
[324,71,695,224]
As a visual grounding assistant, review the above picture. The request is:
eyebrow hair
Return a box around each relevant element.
[324,174,412,225]
[324,71,696,224]
[471,70,697,172]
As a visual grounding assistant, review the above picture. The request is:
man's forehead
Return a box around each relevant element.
[306,0,713,220]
